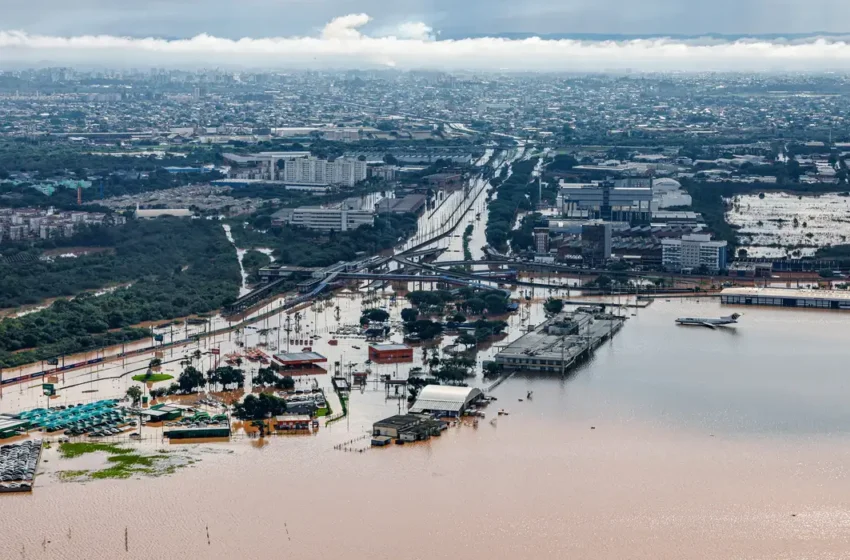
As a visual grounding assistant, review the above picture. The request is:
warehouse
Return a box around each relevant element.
[371,414,447,445]
[409,385,484,417]
[272,352,328,375]
[368,344,414,363]
[0,416,29,439]
[720,287,850,310]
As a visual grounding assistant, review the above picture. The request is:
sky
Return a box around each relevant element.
[2,0,850,71]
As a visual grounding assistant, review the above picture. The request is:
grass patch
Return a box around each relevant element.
[131,373,174,383]
[59,442,133,459]
[57,470,89,480]
[58,443,188,480]
[315,407,329,417]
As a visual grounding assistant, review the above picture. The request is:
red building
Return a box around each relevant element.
[272,352,328,375]
[368,344,414,364]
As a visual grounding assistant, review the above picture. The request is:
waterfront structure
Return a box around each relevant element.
[558,181,653,223]
[720,287,850,310]
[409,385,484,417]
[495,309,625,373]
[271,207,374,231]
[164,426,231,439]
[662,234,728,272]
[368,344,413,363]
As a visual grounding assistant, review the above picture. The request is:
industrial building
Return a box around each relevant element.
[720,287,850,310]
[0,416,29,439]
[371,414,447,444]
[557,181,653,223]
[408,385,485,417]
[662,234,728,272]
[368,344,414,363]
[271,207,374,231]
[495,309,625,373]
[164,426,231,439]
[375,194,427,215]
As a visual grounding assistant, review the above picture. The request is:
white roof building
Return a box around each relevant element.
[409,385,483,416]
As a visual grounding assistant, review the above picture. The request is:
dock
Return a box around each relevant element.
[494,308,625,373]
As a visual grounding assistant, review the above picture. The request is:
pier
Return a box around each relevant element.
[494,308,625,373]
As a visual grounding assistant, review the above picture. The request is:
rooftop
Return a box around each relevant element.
[273,352,327,363]
[721,287,850,301]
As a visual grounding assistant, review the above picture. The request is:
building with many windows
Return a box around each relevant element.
[271,207,374,231]
[283,156,367,187]
[662,234,728,272]
[558,181,653,223]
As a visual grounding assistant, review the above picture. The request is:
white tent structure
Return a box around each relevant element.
[409,385,483,417]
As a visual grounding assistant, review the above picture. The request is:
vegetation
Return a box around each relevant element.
[58,442,181,480]
[242,250,272,284]
[361,308,390,323]
[400,308,419,322]
[485,158,540,251]
[544,298,565,315]
[462,224,474,263]
[0,218,240,367]
[132,373,173,383]
[233,393,288,420]
[125,386,142,406]
[177,366,205,394]
[229,213,418,268]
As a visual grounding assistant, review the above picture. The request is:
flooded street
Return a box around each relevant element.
[3,298,850,559]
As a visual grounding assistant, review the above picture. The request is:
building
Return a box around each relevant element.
[495,309,625,373]
[135,207,192,219]
[274,415,314,431]
[370,165,397,182]
[372,414,447,444]
[164,426,231,439]
[272,352,328,375]
[409,385,484,417]
[662,234,728,272]
[282,156,367,187]
[368,344,413,363]
[581,222,612,264]
[558,181,652,223]
[375,194,427,215]
[720,287,850,310]
[533,227,550,254]
[223,152,310,181]
[271,207,374,232]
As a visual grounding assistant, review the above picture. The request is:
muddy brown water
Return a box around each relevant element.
[3,300,850,559]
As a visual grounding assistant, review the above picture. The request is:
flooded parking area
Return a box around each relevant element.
[726,192,850,258]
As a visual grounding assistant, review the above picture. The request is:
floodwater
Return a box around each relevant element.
[4,299,850,559]
[726,192,850,258]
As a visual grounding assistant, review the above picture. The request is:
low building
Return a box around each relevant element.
[409,385,484,417]
[368,344,414,363]
[372,414,447,444]
[720,287,850,310]
[0,416,29,439]
[272,352,328,375]
[274,415,314,431]
[164,426,231,439]
[375,194,427,215]
[135,207,192,219]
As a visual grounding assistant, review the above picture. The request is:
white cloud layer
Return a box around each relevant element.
[3,14,850,71]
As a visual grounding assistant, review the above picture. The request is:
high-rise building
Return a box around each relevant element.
[281,157,367,187]
[662,234,727,272]
[559,181,653,223]
[581,222,612,264]
[533,227,550,254]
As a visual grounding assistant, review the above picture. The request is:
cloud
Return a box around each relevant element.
[3,14,850,71]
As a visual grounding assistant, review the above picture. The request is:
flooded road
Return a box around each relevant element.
[4,299,850,559]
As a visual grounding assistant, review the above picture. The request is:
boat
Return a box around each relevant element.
[328,339,338,346]
[675,314,741,329]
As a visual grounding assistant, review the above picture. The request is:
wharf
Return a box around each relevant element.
[494,309,625,373]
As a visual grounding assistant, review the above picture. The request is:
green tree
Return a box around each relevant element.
[126,385,142,405]
[544,298,564,315]
[401,308,419,322]
[178,366,205,394]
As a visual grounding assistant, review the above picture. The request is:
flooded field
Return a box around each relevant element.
[726,192,850,258]
[3,297,850,559]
